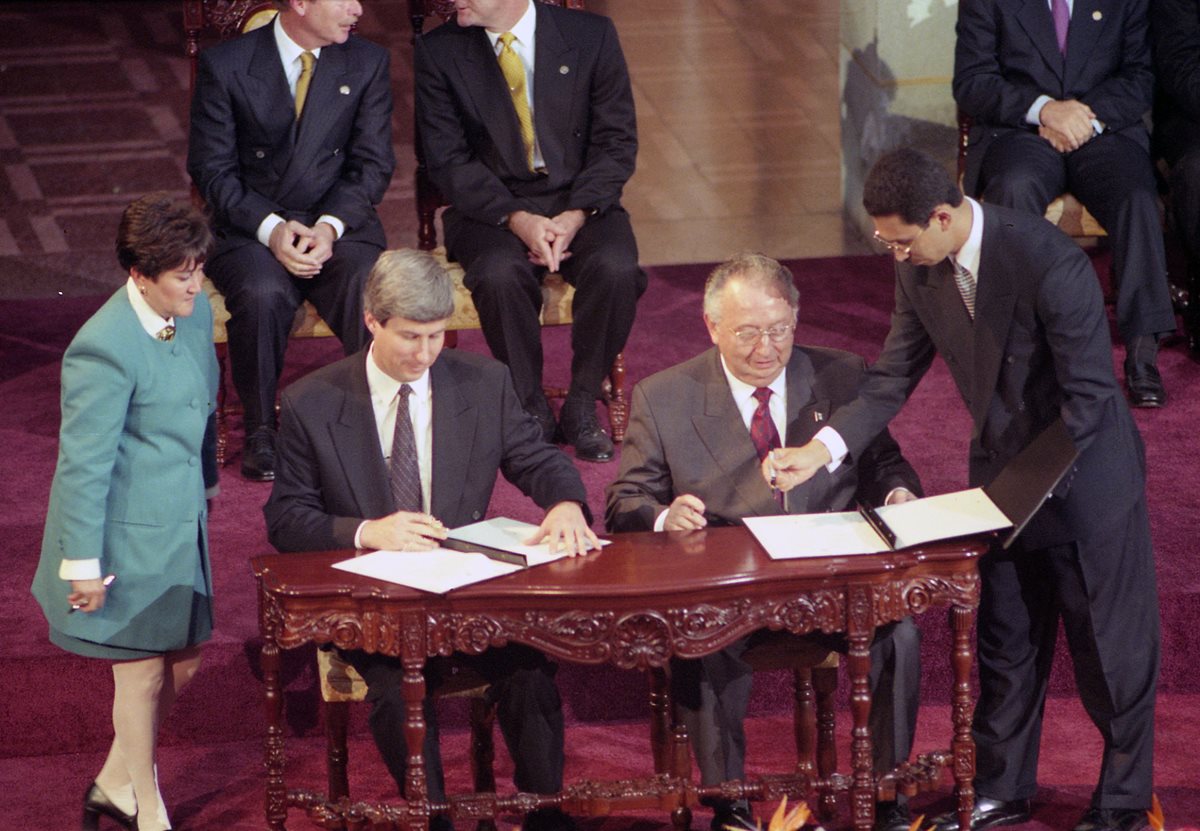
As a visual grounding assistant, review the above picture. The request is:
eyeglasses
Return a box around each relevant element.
[872,222,929,256]
[728,323,795,345]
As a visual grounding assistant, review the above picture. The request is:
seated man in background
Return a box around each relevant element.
[953,0,1175,407]
[1151,0,1200,352]
[188,0,395,481]
[605,253,924,831]
[264,249,597,831]
[414,0,646,462]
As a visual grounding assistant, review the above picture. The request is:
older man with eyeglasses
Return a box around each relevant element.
[605,252,925,831]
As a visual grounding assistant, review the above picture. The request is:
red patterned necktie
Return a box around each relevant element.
[389,384,423,512]
[750,387,781,461]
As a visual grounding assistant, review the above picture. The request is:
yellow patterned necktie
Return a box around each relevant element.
[496,33,535,171]
[294,51,315,119]
[156,325,175,342]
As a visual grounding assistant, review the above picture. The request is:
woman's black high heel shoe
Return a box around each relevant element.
[82,781,136,830]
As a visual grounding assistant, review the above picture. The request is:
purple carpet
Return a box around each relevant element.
[1,255,1198,827]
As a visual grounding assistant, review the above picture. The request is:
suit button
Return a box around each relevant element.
[190,398,199,409]
[188,457,198,467]
[255,150,265,159]
[1006,355,1015,364]
[472,511,481,520]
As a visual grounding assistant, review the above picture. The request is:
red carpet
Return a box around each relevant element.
[2,255,1198,826]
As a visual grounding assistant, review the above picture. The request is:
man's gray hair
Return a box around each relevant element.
[363,249,456,324]
[702,252,800,323]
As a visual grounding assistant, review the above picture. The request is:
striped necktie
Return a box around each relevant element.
[497,33,535,171]
[952,260,976,320]
[389,384,423,512]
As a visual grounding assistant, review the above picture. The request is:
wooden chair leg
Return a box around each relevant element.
[325,699,350,802]
[647,666,673,775]
[468,696,498,831]
[792,667,817,778]
[813,665,839,821]
[606,352,628,443]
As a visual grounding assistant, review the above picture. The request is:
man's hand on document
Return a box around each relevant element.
[524,501,600,557]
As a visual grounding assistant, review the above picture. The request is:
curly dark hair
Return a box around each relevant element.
[862,148,962,226]
[115,193,213,280]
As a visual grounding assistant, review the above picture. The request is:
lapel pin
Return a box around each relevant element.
[339,85,351,95]
[559,65,570,75]
[813,412,824,422]
[1092,10,1101,19]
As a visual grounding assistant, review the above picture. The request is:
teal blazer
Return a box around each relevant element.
[31,287,219,653]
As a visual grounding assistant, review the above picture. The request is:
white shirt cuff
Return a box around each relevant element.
[1026,94,1053,126]
[653,509,668,532]
[257,214,285,247]
[317,215,344,239]
[59,558,102,581]
[354,520,368,549]
[814,426,848,472]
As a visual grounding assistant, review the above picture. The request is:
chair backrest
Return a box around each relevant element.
[184,1,279,86]
[411,0,586,250]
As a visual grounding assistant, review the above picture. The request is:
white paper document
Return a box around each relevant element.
[745,488,1012,560]
[332,547,522,594]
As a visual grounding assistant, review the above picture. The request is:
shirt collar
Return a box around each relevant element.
[485,0,536,51]
[366,344,431,405]
[952,196,983,278]
[274,14,321,68]
[125,277,175,338]
[718,354,787,407]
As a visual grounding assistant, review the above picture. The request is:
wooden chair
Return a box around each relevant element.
[317,647,499,831]
[956,111,1108,240]
[408,0,629,443]
[648,636,840,821]
[183,1,338,465]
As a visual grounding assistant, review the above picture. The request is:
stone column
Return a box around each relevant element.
[840,0,959,237]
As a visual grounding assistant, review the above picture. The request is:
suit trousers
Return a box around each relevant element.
[976,130,1176,343]
[971,496,1159,810]
[206,240,376,431]
[1167,146,1200,341]
[670,618,921,786]
[340,643,566,803]
[444,207,646,408]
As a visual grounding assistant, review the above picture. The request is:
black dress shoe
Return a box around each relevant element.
[241,425,277,481]
[82,781,136,830]
[875,799,912,831]
[1072,807,1151,831]
[711,801,757,831]
[1124,336,1166,408]
[559,395,614,463]
[931,796,1031,831]
[526,393,558,444]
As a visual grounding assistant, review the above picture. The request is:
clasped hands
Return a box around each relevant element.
[359,501,599,557]
[507,209,587,272]
[269,219,337,277]
[1038,98,1098,153]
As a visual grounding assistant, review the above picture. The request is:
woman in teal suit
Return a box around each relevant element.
[31,194,218,831]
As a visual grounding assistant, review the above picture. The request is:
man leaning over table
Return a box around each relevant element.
[772,149,1159,831]
[264,248,596,831]
[605,253,924,831]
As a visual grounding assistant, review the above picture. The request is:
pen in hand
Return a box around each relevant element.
[767,449,780,500]
[69,574,115,613]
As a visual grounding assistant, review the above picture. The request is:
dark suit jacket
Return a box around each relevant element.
[264,348,590,553]
[1152,0,1200,163]
[413,3,636,225]
[187,22,395,259]
[605,346,921,533]
[953,0,1155,193]
[830,203,1145,549]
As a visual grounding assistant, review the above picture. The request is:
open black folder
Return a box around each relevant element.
[747,419,1080,559]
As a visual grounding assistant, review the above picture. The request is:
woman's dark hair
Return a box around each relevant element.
[115,193,214,280]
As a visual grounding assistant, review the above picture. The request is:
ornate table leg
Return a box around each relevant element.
[951,605,976,831]
[402,610,431,831]
[847,587,875,831]
[259,592,288,830]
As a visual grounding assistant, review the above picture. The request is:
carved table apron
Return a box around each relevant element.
[251,526,984,831]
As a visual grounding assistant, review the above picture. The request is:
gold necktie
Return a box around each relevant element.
[496,33,535,171]
[157,325,176,342]
[294,51,316,119]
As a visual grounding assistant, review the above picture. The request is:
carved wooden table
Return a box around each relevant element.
[251,527,984,831]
